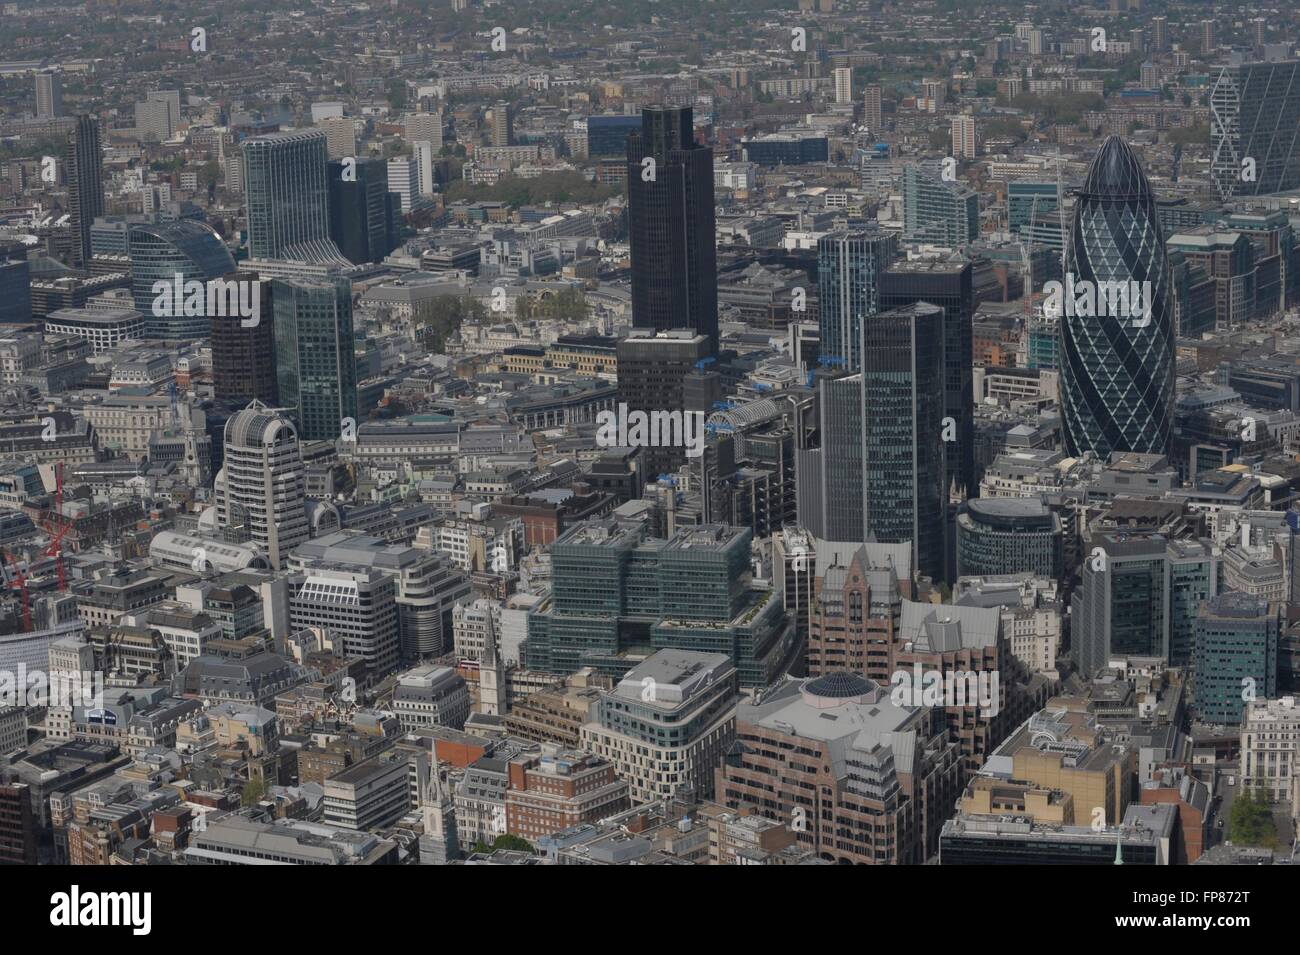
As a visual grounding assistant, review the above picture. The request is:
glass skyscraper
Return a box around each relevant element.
[903,163,979,248]
[327,156,399,265]
[862,303,947,583]
[626,106,718,351]
[272,276,358,441]
[1211,59,1300,201]
[128,220,237,339]
[66,114,104,269]
[1059,136,1175,459]
[816,228,897,371]
[242,129,333,260]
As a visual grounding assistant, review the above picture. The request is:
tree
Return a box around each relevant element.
[1227,784,1278,848]
[418,295,485,353]
[241,778,268,807]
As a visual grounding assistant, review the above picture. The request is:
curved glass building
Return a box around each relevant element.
[128,219,236,339]
[1060,136,1175,458]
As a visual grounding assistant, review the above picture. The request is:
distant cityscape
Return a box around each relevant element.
[1,0,1299,872]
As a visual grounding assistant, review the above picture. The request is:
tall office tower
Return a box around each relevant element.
[35,71,62,119]
[1070,534,1216,677]
[862,85,883,133]
[862,304,947,582]
[215,402,310,571]
[1006,180,1059,234]
[1194,592,1279,725]
[879,259,975,497]
[328,157,398,266]
[1210,60,1300,200]
[212,273,277,405]
[833,67,853,104]
[490,101,513,146]
[386,156,419,213]
[0,260,33,326]
[1200,19,1216,55]
[272,277,358,441]
[242,129,332,260]
[626,106,718,351]
[127,219,236,339]
[615,330,712,476]
[1059,136,1175,458]
[816,228,898,371]
[65,115,104,269]
[951,114,977,160]
[586,114,642,157]
[318,116,357,159]
[903,164,979,248]
[796,370,866,542]
[579,650,738,803]
[1150,16,1167,51]
[406,110,444,154]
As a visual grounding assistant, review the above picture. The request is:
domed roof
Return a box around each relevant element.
[805,671,875,700]
[1080,135,1152,202]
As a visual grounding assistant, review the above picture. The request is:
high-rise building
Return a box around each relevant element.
[796,371,867,542]
[215,402,310,571]
[951,114,977,159]
[65,115,104,269]
[879,258,975,497]
[903,164,979,248]
[242,129,332,260]
[956,499,1063,580]
[1150,16,1167,52]
[386,156,419,213]
[626,106,718,350]
[405,111,444,154]
[1250,17,1267,50]
[0,260,33,327]
[586,114,641,158]
[328,157,399,265]
[318,116,357,159]
[490,101,513,147]
[1006,180,1059,234]
[1210,60,1300,200]
[1200,19,1216,55]
[833,67,852,104]
[35,71,62,119]
[127,219,237,339]
[134,91,179,143]
[862,85,883,133]
[579,649,738,803]
[526,520,798,688]
[272,276,358,441]
[1071,534,1216,677]
[816,227,897,371]
[615,329,713,476]
[1059,136,1175,459]
[1194,592,1279,726]
[212,273,277,405]
[863,303,947,582]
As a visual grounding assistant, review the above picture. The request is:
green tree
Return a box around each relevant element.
[1227,784,1278,848]
[418,295,485,353]
[241,778,268,807]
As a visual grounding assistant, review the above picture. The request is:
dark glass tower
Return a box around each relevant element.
[65,115,104,269]
[213,273,277,406]
[328,157,399,265]
[272,276,358,441]
[817,228,897,372]
[1060,136,1175,458]
[243,129,332,261]
[626,106,718,351]
[863,303,947,583]
[128,220,237,338]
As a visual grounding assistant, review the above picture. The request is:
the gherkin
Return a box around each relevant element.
[1059,136,1175,458]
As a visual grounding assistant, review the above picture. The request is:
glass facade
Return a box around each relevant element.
[128,220,237,339]
[955,499,1063,579]
[903,163,979,247]
[586,114,641,157]
[1059,136,1175,458]
[242,129,332,260]
[817,228,897,372]
[272,277,358,441]
[1194,592,1279,725]
[1211,60,1300,200]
